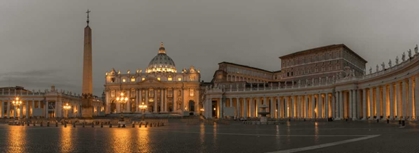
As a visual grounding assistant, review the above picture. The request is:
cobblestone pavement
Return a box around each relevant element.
[0,119,417,153]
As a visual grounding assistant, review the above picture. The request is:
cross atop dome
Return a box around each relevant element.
[158,42,166,54]
[86,9,91,25]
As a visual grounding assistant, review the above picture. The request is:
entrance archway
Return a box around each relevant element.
[189,100,195,112]
[110,101,116,114]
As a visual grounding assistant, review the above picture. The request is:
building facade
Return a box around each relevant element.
[0,86,103,119]
[104,43,201,115]
[203,44,419,121]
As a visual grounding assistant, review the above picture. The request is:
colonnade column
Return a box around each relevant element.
[250,98,255,118]
[238,97,244,118]
[396,82,400,119]
[376,87,380,119]
[277,96,282,119]
[25,101,29,119]
[325,93,329,118]
[402,80,407,120]
[351,90,356,120]
[270,97,275,118]
[415,76,419,120]
[318,93,322,119]
[304,95,308,119]
[31,100,35,117]
[408,78,413,120]
[339,91,343,119]
[334,92,338,119]
[291,96,295,118]
[284,96,290,118]
[311,95,315,119]
[7,100,10,118]
[382,86,387,120]
[236,97,240,118]
[0,101,3,118]
[297,96,301,119]
[369,88,374,120]
[389,84,394,120]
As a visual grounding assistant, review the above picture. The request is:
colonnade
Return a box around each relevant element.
[204,76,418,121]
[0,98,81,119]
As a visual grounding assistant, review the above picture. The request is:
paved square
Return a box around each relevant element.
[0,119,418,153]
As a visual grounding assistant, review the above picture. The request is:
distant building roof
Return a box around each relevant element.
[279,44,368,63]
[218,61,280,73]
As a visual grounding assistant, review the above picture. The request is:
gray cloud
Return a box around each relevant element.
[0,0,417,96]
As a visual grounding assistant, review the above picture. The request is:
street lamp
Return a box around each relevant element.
[116,92,128,113]
[139,102,147,121]
[63,103,71,118]
[12,96,22,119]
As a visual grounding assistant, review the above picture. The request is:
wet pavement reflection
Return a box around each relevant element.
[0,120,417,153]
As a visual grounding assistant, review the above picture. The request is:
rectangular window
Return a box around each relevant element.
[189,89,194,97]
[131,78,135,82]
[178,78,182,81]
[168,77,172,81]
[122,79,126,82]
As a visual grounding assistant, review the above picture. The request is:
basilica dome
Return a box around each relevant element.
[146,42,177,73]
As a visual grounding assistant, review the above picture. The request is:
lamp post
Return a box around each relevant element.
[139,102,147,121]
[63,103,71,118]
[12,96,22,119]
[116,92,128,114]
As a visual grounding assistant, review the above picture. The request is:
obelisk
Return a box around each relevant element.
[81,9,93,118]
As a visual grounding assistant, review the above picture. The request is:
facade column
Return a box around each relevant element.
[172,89,176,112]
[348,91,352,120]
[369,88,374,120]
[45,100,49,118]
[270,97,275,118]
[339,91,343,119]
[0,101,3,118]
[145,90,149,113]
[304,95,308,119]
[285,96,289,118]
[25,100,29,119]
[160,89,164,113]
[241,97,244,118]
[311,95,315,119]
[7,100,10,118]
[318,93,322,119]
[250,98,255,118]
[154,89,158,113]
[291,96,295,119]
[135,89,139,112]
[236,97,240,118]
[325,93,329,118]
[389,83,394,120]
[335,92,338,119]
[297,96,301,119]
[352,89,357,120]
[31,100,34,117]
[277,96,282,119]
[219,97,223,118]
[181,89,185,112]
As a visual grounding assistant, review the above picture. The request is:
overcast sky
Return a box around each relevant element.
[0,0,418,96]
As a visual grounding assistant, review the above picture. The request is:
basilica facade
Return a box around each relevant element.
[104,43,201,115]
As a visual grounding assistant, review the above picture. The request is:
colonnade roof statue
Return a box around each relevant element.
[146,42,177,73]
